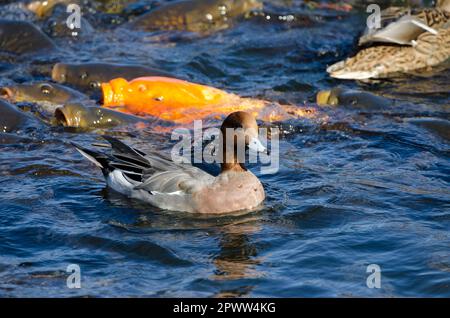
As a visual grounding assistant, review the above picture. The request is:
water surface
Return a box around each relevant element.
[0,0,449,297]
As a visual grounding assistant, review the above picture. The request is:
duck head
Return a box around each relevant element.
[220,111,266,172]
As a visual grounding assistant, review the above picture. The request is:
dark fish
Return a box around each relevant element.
[27,0,72,19]
[0,99,35,132]
[316,87,392,110]
[41,3,95,38]
[0,20,56,55]
[246,11,316,29]
[0,82,89,114]
[54,103,147,129]
[130,0,263,33]
[0,132,32,144]
[51,62,173,93]
[406,117,450,141]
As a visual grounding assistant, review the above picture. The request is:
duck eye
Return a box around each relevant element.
[40,84,52,95]
[154,96,164,102]
[89,81,100,89]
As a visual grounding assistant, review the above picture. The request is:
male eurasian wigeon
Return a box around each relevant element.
[73,111,267,214]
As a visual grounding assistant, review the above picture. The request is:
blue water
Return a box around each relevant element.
[1,0,449,297]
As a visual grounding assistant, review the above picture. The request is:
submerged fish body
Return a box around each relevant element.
[0,132,32,144]
[54,103,147,129]
[1,82,88,114]
[130,0,263,33]
[51,62,172,93]
[41,3,95,39]
[0,99,36,132]
[27,0,73,19]
[0,19,56,55]
[406,117,450,141]
[316,87,393,110]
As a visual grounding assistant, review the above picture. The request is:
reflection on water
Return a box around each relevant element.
[212,222,262,283]
[1,0,450,297]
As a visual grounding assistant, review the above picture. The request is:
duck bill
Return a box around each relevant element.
[248,137,266,153]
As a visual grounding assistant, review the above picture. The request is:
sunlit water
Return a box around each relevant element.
[0,0,449,297]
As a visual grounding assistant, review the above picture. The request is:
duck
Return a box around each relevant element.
[72,111,267,214]
[327,0,450,80]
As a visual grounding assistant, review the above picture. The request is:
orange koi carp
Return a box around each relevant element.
[101,77,319,124]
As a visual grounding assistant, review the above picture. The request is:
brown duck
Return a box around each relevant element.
[327,0,450,79]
